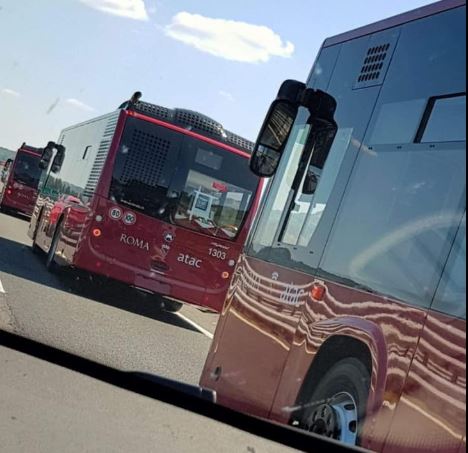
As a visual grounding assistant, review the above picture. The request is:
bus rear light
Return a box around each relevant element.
[6,188,13,195]
[92,228,102,237]
[311,284,326,301]
[222,272,230,280]
[95,215,103,223]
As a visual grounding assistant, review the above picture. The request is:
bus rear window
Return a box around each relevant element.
[13,153,42,188]
[195,148,223,170]
[174,170,253,239]
[110,118,259,240]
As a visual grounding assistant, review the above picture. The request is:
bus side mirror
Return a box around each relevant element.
[250,100,298,178]
[250,80,307,178]
[50,145,66,174]
[1,159,13,182]
[39,142,55,170]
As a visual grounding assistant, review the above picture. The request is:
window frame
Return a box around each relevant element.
[415,92,466,144]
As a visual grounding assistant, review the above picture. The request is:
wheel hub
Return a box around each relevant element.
[308,393,358,445]
[309,403,339,438]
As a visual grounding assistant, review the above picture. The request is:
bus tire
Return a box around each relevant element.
[298,358,370,446]
[31,209,43,254]
[31,239,42,255]
[162,299,183,313]
[46,221,62,273]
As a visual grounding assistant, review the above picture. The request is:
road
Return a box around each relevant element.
[0,212,218,386]
[0,345,297,453]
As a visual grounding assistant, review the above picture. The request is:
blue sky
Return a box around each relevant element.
[0,0,432,150]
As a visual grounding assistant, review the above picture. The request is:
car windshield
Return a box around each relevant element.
[0,1,466,452]
[12,153,42,188]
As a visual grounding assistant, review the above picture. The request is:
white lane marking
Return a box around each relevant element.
[176,313,214,340]
[0,278,5,294]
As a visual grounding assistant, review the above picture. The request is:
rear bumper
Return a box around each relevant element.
[73,237,226,312]
[0,196,34,217]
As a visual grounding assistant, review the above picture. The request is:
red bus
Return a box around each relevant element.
[28,94,261,313]
[0,144,44,217]
[200,1,466,451]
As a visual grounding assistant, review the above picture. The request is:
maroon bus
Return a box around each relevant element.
[0,144,44,217]
[201,1,466,451]
[28,94,262,313]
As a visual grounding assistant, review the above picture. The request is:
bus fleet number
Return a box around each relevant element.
[209,248,227,260]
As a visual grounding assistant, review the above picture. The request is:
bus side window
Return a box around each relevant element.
[417,94,466,144]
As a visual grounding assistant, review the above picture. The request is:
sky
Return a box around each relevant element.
[0,0,433,151]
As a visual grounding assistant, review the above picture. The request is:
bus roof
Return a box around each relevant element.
[127,101,255,155]
[323,0,465,48]
[19,144,41,156]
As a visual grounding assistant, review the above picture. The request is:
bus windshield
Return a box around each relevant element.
[110,117,259,240]
[13,153,42,189]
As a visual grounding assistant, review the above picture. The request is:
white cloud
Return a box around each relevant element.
[165,12,295,64]
[219,90,235,102]
[80,0,149,21]
[1,88,21,98]
[66,98,95,112]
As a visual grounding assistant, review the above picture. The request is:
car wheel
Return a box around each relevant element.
[299,358,371,446]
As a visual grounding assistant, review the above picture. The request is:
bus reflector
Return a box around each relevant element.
[311,284,326,301]
[92,228,102,238]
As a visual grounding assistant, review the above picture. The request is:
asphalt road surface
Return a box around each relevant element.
[0,212,218,386]
[0,345,298,453]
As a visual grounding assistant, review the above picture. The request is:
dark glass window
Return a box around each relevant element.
[420,95,466,143]
[110,117,259,240]
[195,148,223,170]
[432,213,466,319]
[370,99,427,145]
[320,143,466,308]
[13,152,43,189]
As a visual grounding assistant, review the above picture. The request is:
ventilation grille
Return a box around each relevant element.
[120,129,170,187]
[355,43,392,89]
[133,101,171,121]
[174,109,224,137]
[225,132,254,154]
[128,101,254,153]
[83,114,119,198]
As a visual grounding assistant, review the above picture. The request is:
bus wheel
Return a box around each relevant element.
[31,211,43,254]
[46,222,62,272]
[161,299,183,313]
[31,239,42,255]
[300,358,370,446]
